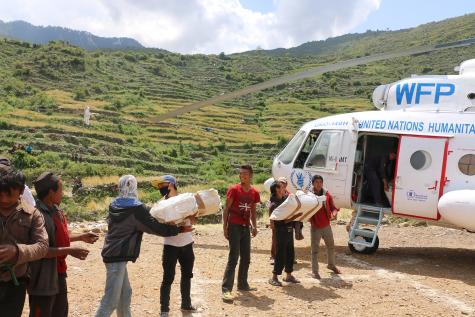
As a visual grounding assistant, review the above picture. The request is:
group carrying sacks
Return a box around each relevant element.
[150,189,221,224]
[270,190,326,222]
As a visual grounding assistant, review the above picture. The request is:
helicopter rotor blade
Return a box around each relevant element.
[153,37,475,123]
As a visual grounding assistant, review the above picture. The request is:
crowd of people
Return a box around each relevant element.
[0,159,341,317]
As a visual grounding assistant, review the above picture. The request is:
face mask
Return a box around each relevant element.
[159,187,170,197]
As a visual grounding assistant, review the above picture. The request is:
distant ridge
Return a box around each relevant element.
[0,19,144,50]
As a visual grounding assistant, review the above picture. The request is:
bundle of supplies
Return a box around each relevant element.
[195,189,221,216]
[270,190,324,222]
[150,189,221,223]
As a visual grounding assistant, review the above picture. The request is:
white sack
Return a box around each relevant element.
[263,177,275,193]
[295,194,326,222]
[150,193,198,223]
[195,189,221,216]
[270,190,320,221]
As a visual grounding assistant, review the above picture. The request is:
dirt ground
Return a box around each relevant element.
[22,222,475,317]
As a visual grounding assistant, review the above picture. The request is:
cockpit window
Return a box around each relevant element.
[278,131,306,165]
[293,130,321,168]
[305,131,342,170]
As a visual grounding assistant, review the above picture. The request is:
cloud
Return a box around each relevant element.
[0,0,381,53]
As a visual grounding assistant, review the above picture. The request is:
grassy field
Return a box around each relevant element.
[1,14,475,220]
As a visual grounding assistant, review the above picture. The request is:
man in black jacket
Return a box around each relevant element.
[364,151,397,206]
[95,175,191,317]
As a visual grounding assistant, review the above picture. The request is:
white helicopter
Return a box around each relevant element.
[267,59,475,254]
[152,38,475,254]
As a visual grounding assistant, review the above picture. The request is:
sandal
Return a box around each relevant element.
[283,275,301,283]
[268,278,282,287]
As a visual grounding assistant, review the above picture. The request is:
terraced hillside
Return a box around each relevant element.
[1,14,475,219]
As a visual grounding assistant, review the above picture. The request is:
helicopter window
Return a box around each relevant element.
[293,130,321,169]
[305,131,342,170]
[410,150,432,170]
[278,130,306,165]
[458,154,475,176]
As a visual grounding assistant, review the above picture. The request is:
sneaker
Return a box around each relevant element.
[238,284,257,291]
[181,305,198,312]
[160,312,169,317]
[222,291,234,303]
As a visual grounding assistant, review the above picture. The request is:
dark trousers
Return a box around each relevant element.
[367,169,386,206]
[222,224,251,292]
[0,278,27,317]
[29,274,68,317]
[160,243,194,313]
[273,224,295,275]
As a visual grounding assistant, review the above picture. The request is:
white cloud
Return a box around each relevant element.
[0,0,381,53]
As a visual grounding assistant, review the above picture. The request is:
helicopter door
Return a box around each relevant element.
[392,136,448,220]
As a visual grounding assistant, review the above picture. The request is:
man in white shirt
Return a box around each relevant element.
[151,175,196,317]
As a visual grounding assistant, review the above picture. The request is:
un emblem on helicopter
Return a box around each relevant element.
[290,170,313,191]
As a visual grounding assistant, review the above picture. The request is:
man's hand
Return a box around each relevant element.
[223,224,229,240]
[251,227,258,237]
[269,221,275,230]
[179,226,194,233]
[331,210,338,220]
[187,215,198,225]
[68,247,89,260]
[80,232,99,244]
[0,245,18,264]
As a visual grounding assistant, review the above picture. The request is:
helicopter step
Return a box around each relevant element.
[348,204,387,254]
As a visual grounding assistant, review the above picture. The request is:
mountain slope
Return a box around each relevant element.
[1,14,475,219]
[248,13,475,57]
[0,20,144,50]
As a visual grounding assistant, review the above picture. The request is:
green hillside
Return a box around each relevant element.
[1,14,475,220]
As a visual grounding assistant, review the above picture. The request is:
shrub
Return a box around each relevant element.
[11,151,40,169]
[73,87,90,101]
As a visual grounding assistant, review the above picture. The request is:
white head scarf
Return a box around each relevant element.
[118,175,138,199]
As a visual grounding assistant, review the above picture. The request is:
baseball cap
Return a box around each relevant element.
[151,175,177,188]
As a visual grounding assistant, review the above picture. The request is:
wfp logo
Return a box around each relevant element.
[406,190,416,199]
[395,82,455,105]
[290,170,312,191]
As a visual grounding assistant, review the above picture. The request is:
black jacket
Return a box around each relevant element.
[101,203,180,263]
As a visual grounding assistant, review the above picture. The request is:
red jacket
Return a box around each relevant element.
[309,189,339,229]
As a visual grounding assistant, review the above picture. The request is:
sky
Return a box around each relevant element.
[0,0,473,54]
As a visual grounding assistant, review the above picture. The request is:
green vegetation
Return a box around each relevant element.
[1,14,475,220]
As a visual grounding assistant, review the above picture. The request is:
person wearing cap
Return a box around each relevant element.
[0,157,35,208]
[0,164,48,316]
[221,164,260,303]
[151,175,197,316]
[28,172,99,317]
[95,175,191,317]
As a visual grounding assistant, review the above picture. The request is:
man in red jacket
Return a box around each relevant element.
[309,175,341,279]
